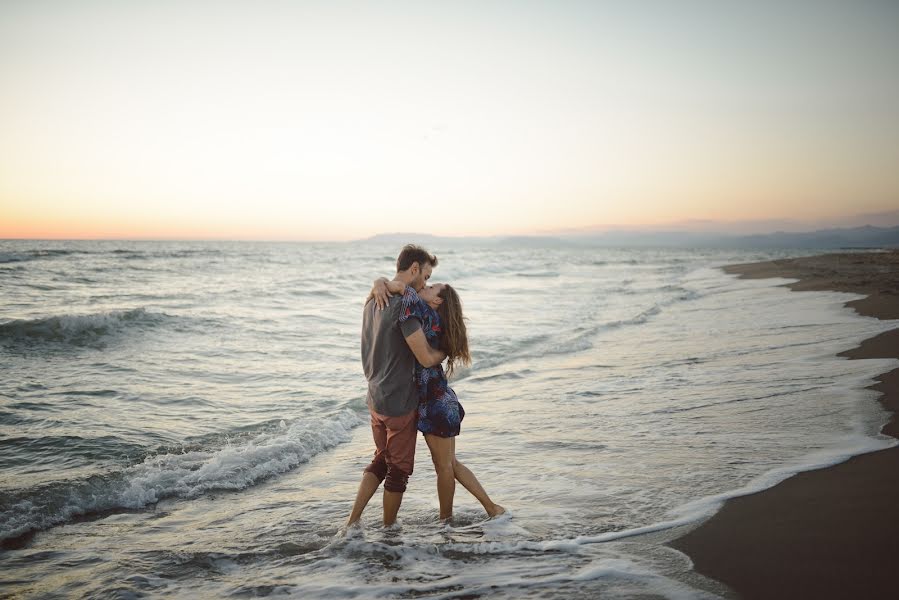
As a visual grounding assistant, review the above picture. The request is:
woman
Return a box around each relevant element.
[375,279,505,522]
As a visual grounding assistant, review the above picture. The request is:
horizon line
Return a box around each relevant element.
[2,221,898,244]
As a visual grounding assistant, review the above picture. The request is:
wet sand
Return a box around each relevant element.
[669,250,899,599]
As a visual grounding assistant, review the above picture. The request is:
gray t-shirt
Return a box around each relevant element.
[361,293,422,417]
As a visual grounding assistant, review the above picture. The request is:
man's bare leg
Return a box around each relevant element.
[425,434,456,521]
[453,460,505,518]
[383,490,404,526]
[347,471,381,527]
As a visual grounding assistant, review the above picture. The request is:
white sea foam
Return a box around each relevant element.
[280,549,716,600]
[485,430,899,552]
[0,409,363,541]
[662,430,898,530]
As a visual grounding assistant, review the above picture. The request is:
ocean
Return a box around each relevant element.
[1,240,896,599]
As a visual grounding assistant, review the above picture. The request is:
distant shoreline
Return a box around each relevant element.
[2,221,899,248]
[669,250,899,599]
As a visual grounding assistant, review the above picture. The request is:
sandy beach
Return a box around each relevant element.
[670,250,899,599]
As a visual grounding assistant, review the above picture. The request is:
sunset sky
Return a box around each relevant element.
[1,1,897,241]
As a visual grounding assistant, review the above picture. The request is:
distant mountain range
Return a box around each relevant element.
[361,225,899,249]
[544,209,899,236]
[568,225,899,248]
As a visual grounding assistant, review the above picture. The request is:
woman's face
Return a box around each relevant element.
[419,283,445,309]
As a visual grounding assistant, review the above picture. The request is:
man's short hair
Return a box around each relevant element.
[396,244,438,272]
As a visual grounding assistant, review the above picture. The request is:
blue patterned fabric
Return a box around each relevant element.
[399,287,465,437]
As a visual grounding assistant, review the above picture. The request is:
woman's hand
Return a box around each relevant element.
[369,278,391,310]
[368,278,407,310]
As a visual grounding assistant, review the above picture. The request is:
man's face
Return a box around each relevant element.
[413,263,433,292]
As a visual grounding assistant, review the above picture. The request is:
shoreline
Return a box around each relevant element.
[669,249,899,599]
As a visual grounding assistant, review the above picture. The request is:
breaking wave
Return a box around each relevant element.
[0,409,363,543]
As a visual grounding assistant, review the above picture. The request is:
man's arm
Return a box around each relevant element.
[404,328,446,368]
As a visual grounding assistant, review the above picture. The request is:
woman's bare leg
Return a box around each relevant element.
[426,434,505,519]
[452,459,505,518]
[424,434,456,521]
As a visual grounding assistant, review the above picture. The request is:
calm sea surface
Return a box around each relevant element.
[1,240,896,598]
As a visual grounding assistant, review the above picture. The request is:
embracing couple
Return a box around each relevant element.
[346,244,505,528]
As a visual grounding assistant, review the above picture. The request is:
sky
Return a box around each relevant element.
[1,0,898,241]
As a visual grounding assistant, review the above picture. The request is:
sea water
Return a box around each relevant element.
[1,240,896,598]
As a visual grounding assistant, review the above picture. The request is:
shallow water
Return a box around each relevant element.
[1,240,896,598]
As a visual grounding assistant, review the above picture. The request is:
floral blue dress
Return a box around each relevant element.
[399,287,465,437]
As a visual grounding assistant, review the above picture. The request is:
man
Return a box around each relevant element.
[347,244,446,527]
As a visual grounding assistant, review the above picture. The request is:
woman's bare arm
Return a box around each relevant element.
[366,277,407,309]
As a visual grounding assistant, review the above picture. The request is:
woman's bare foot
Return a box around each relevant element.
[487,504,506,518]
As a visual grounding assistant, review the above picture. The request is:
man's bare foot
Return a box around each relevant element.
[487,504,506,518]
[337,520,363,539]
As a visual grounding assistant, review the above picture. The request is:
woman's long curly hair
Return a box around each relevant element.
[436,284,471,378]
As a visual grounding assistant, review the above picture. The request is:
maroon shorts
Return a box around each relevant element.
[364,407,417,493]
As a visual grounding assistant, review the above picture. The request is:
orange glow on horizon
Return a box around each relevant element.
[1,3,897,240]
